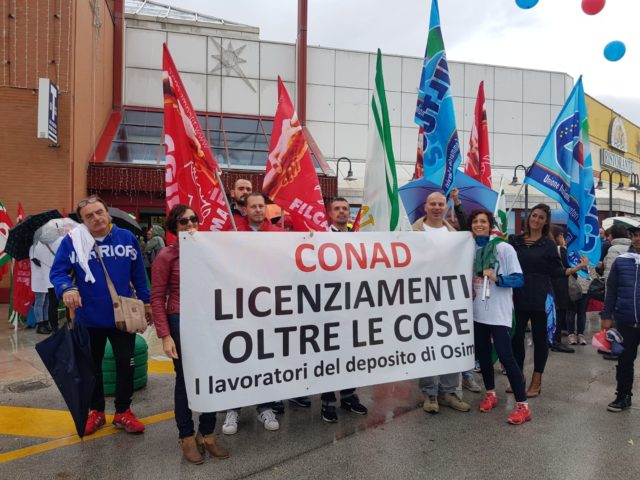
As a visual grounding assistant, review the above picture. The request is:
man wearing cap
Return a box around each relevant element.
[601,225,640,412]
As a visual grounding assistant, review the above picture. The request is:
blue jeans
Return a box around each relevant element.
[33,292,49,324]
[168,314,216,438]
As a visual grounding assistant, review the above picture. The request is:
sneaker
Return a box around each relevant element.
[438,393,471,412]
[256,409,279,431]
[321,404,338,423]
[603,353,620,361]
[289,396,311,408]
[479,392,498,412]
[222,410,239,435]
[568,334,578,345]
[113,408,145,434]
[473,361,482,373]
[507,403,532,425]
[578,334,588,345]
[340,395,368,415]
[423,395,439,414]
[272,401,285,414]
[84,409,106,436]
[550,341,575,353]
[607,393,632,412]
[36,323,52,334]
[462,376,482,393]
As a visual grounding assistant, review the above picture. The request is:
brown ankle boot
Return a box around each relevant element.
[179,435,204,464]
[526,372,542,398]
[196,433,230,459]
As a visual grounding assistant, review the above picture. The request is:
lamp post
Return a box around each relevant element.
[628,173,640,216]
[336,156,357,182]
[596,168,624,218]
[509,164,530,216]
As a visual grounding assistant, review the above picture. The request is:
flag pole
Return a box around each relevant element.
[505,181,526,217]
[482,175,505,300]
[213,169,237,232]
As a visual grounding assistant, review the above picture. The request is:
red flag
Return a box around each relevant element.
[414,127,425,180]
[263,78,329,232]
[351,207,362,232]
[16,202,25,223]
[465,81,492,188]
[11,258,34,318]
[162,44,231,234]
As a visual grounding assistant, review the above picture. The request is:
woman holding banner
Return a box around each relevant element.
[470,209,530,425]
[509,204,587,398]
[151,204,230,465]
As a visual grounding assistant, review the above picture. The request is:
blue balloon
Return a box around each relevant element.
[604,41,626,62]
[516,0,539,9]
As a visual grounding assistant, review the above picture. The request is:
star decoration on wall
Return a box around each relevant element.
[210,39,256,93]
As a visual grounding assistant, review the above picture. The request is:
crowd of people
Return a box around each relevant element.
[40,179,640,465]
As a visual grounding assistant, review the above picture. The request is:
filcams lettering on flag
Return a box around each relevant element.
[263,77,329,232]
[360,49,404,232]
[414,0,462,195]
[162,44,230,232]
[524,77,601,271]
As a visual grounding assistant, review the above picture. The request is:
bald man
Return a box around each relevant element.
[413,191,472,414]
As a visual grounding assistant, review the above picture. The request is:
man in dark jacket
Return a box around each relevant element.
[601,226,640,412]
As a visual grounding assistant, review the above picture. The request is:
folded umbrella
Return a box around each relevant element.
[399,171,498,224]
[35,322,95,438]
[4,210,63,260]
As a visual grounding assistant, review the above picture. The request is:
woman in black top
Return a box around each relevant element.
[510,204,586,397]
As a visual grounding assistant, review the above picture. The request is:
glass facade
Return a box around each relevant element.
[106,110,320,171]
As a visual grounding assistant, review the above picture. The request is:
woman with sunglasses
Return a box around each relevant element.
[509,204,587,397]
[151,205,230,465]
[469,209,530,424]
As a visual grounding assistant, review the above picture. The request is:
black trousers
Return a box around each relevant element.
[321,388,355,404]
[168,314,216,438]
[616,324,640,396]
[87,327,136,413]
[513,309,549,374]
[475,322,526,402]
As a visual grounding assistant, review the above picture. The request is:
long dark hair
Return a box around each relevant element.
[524,203,552,239]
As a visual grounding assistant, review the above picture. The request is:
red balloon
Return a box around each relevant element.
[582,0,606,15]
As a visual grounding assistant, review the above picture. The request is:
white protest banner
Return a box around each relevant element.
[180,231,475,412]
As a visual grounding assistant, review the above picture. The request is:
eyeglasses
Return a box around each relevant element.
[77,196,99,209]
[178,215,199,226]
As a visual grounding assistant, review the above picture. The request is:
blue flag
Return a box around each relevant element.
[524,77,601,272]
[414,0,461,195]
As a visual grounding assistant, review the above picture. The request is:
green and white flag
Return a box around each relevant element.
[360,49,408,232]
[490,177,508,241]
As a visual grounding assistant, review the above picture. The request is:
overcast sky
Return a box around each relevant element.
[161,0,639,125]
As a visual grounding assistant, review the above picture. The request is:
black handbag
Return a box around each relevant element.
[588,277,605,301]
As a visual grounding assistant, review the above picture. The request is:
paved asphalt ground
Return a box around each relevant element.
[0,308,638,480]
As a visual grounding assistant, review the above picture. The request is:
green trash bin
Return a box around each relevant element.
[102,334,148,396]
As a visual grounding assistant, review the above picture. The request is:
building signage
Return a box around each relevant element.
[609,117,628,153]
[601,149,634,175]
[37,78,59,144]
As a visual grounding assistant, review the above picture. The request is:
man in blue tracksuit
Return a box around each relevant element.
[601,226,640,412]
[50,196,150,435]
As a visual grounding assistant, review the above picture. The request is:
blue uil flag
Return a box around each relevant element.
[524,77,601,273]
[414,0,462,195]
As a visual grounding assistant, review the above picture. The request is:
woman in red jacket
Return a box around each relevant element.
[151,204,230,465]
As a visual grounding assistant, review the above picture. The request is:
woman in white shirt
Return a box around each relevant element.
[470,209,530,425]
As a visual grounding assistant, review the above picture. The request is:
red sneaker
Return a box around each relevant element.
[84,410,106,436]
[507,403,532,425]
[113,409,145,434]
[479,392,498,412]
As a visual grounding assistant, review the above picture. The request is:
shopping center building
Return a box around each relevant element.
[2,0,640,297]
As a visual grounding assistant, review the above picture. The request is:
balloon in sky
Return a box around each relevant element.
[581,0,606,16]
[515,0,538,9]
[603,41,626,62]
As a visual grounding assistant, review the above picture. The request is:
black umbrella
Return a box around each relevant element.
[4,210,63,260]
[70,207,143,236]
[35,322,95,439]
